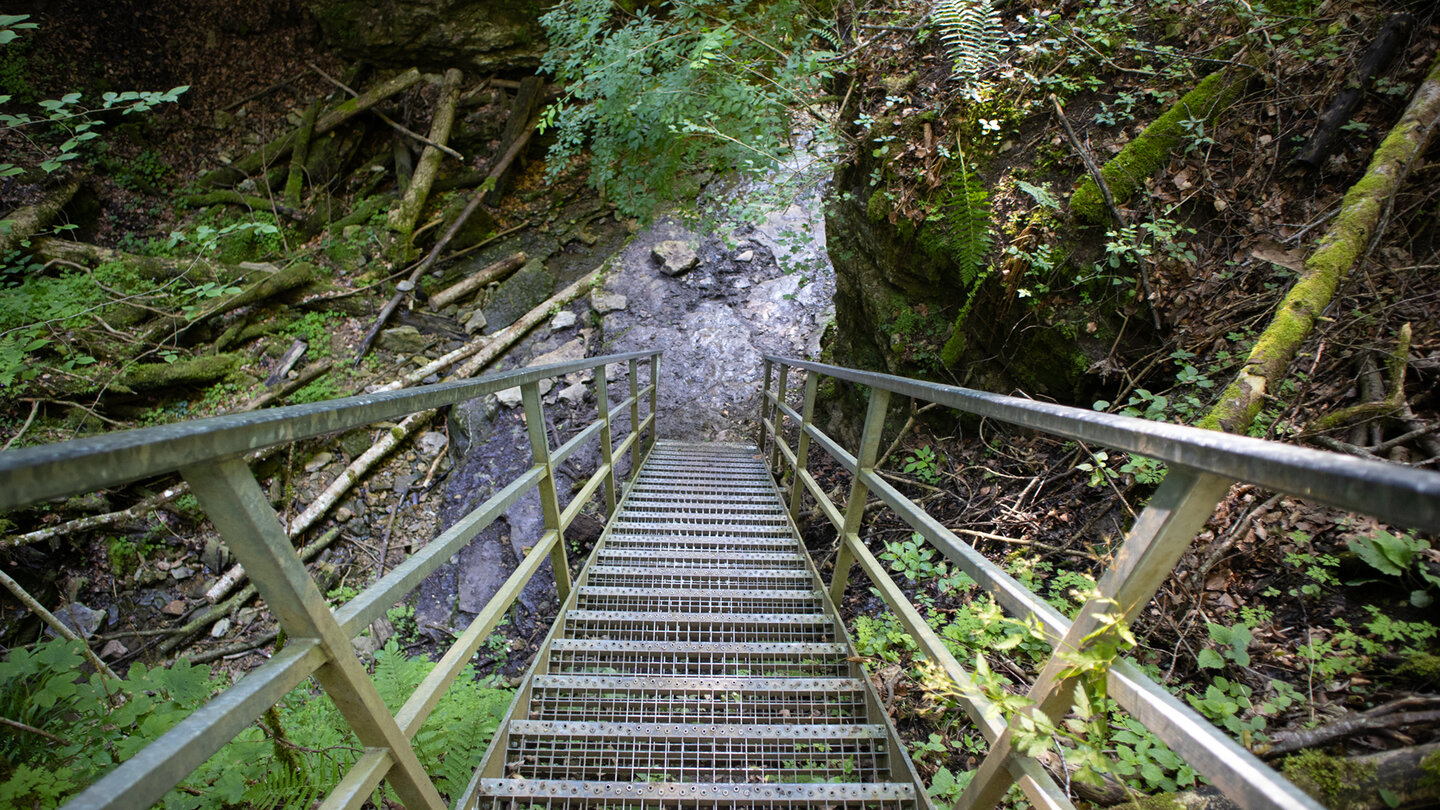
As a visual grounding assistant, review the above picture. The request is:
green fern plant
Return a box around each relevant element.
[933,0,1003,87]
[939,151,994,286]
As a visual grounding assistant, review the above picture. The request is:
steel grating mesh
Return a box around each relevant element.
[473,440,924,810]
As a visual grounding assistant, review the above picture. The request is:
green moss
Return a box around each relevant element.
[1399,652,1440,683]
[118,352,243,392]
[1282,750,1377,809]
[1071,69,1250,223]
[1117,795,1188,810]
[866,189,892,223]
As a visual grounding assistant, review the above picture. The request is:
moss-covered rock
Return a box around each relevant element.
[303,0,546,72]
[1071,68,1251,223]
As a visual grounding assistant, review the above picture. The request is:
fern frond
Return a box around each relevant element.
[940,151,993,286]
[932,0,1003,86]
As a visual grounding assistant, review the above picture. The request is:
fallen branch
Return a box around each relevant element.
[388,68,464,258]
[428,251,526,310]
[1306,322,1411,433]
[179,190,304,222]
[1265,696,1440,756]
[207,266,603,603]
[1200,51,1440,434]
[0,177,82,254]
[1295,13,1414,169]
[284,98,320,209]
[310,63,462,161]
[188,630,280,665]
[32,238,221,282]
[200,68,423,187]
[485,76,545,205]
[140,261,316,345]
[0,567,120,681]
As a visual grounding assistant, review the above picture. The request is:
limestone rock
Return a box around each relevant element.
[557,381,587,404]
[495,378,552,408]
[550,310,577,330]
[653,240,699,276]
[416,431,449,457]
[530,338,586,369]
[464,309,488,334]
[736,249,754,262]
[590,288,628,314]
[304,452,334,473]
[210,618,231,638]
[53,602,104,639]
[483,258,554,332]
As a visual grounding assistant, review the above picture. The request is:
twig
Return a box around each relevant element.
[0,715,72,744]
[3,400,40,451]
[876,402,940,469]
[309,63,462,161]
[189,630,280,665]
[1265,696,1440,756]
[0,568,120,681]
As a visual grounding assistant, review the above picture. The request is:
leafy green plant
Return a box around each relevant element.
[1348,528,1440,606]
[903,446,942,484]
[881,534,945,582]
[1197,622,1252,670]
[538,0,836,218]
[0,17,187,180]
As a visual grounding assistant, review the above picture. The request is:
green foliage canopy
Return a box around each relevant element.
[539,0,838,218]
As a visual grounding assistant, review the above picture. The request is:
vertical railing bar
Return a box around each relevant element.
[771,364,790,474]
[648,353,660,457]
[788,372,820,523]
[595,364,618,517]
[828,386,891,605]
[628,357,641,491]
[521,381,572,603]
[182,459,447,810]
[759,358,774,458]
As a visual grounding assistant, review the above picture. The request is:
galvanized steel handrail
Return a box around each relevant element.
[759,354,1440,810]
[0,349,660,810]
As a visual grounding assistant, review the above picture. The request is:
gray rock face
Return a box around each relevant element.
[303,0,546,72]
[54,602,104,639]
[550,310,577,331]
[483,258,554,333]
[652,240,700,276]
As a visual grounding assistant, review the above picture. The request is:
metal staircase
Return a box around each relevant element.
[464,439,926,810]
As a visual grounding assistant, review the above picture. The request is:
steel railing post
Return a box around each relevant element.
[182,459,447,810]
[521,381,572,602]
[828,387,890,605]
[788,372,819,523]
[770,364,790,474]
[595,364,618,517]
[759,359,773,457]
[628,358,642,489]
[954,466,1231,810]
[648,353,660,458]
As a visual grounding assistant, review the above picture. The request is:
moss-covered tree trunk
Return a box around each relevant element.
[1199,50,1440,434]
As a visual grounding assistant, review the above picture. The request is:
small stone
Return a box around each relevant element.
[557,382,587,405]
[590,289,628,314]
[210,618,231,638]
[235,607,260,626]
[336,506,355,523]
[170,565,194,581]
[550,310,577,331]
[162,600,187,616]
[396,279,415,292]
[393,473,419,494]
[377,326,435,355]
[53,602,104,639]
[202,537,227,571]
[495,387,524,408]
[100,640,128,659]
[352,634,380,658]
[653,240,700,276]
[416,431,449,457]
[304,452,334,473]
[465,309,488,334]
[735,249,754,262]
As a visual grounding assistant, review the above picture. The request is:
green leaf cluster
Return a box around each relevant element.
[539,0,837,218]
[0,637,511,808]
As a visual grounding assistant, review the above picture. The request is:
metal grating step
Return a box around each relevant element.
[526,675,869,724]
[585,566,815,590]
[478,779,919,808]
[575,587,823,615]
[602,535,799,553]
[502,721,897,783]
[545,640,852,677]
[562,610,836,643]
[473,441,927,810]
[595,550,809,570]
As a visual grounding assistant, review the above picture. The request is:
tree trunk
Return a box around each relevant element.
[388,68,463,260]
[1199,49,1440,434]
